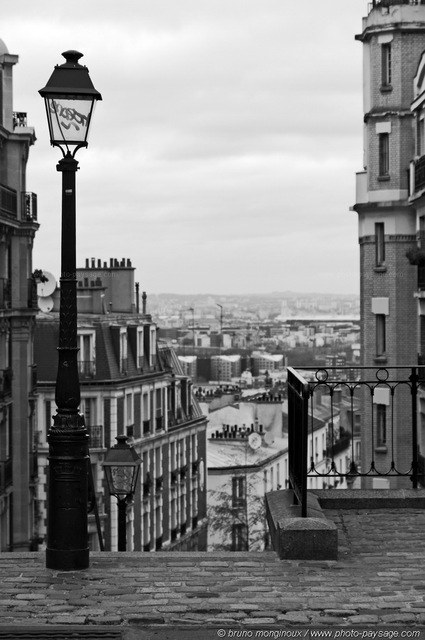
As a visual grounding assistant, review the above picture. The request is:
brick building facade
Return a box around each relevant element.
[353,1,425,487]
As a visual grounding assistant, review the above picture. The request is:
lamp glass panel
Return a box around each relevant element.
[46,97,94,145]
[108,465,135,495]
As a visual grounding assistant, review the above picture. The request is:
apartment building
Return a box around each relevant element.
[0,39,39,550]
[34,258,208,551]
[353,0,425,487]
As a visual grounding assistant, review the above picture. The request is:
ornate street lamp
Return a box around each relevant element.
[103,435,141,551]
[39,51,102,570]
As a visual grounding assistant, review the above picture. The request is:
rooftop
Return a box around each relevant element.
[1,506,425,637]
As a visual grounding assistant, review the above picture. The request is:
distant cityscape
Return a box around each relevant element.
[148,291,360,385]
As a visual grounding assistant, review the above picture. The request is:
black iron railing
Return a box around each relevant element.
[287,366,424,516]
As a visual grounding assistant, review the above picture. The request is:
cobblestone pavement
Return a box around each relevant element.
[0,508,425,630]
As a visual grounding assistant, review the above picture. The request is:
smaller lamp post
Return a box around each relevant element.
[103,435,141,551]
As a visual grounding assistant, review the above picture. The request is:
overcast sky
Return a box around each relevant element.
[3,0,367,295]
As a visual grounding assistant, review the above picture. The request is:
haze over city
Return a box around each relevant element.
[2,0,366,295]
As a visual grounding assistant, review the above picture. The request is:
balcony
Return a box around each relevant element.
[0,368,12,399]
[287,366,424,516]
[0,279,11,310]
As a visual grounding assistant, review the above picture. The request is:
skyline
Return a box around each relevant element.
[3,0,367,295]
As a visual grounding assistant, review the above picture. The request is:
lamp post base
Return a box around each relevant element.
[46,547,89,571]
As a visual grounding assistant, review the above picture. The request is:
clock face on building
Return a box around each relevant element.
[248,432,262,451]
[198,458,205,490]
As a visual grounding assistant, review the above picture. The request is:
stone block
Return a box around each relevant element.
[266,490,338,560]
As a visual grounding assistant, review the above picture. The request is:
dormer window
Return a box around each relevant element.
[137,326,144,368]
[120,328,128,374]
[77,330,95,377]
[150,325,156,368]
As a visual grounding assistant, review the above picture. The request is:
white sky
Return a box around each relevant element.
[3,0,367,295]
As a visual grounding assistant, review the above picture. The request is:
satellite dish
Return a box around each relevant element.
[38,296,54,313]
[248,432,262,451]
[37,271,56,297]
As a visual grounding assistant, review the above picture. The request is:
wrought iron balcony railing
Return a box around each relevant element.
[287,366,424,517]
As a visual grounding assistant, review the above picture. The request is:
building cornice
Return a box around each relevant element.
[359,234,416,244]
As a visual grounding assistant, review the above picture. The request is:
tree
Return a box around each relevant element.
[207,473,269,551]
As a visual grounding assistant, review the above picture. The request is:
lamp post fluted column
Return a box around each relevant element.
[46,152,89,571]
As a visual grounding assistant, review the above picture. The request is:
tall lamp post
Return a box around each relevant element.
[103,435,141,551]
[39,51,102,570]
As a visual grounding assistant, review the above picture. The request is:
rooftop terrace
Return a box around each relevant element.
[1,503,425,638]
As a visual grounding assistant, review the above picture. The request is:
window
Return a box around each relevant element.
[231,523,248,551]
[137,327,144,368]
[418,118,425,157]
[381,43,392,87]
[77,332,95,377]
[81,397,97,427]
[232,476,246,508]
[120,329,128,373]
[375,222,385,266]
[379,133,390,177]
[126,393,133,427]
[376,314,386,357]
[377,404,387,446]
